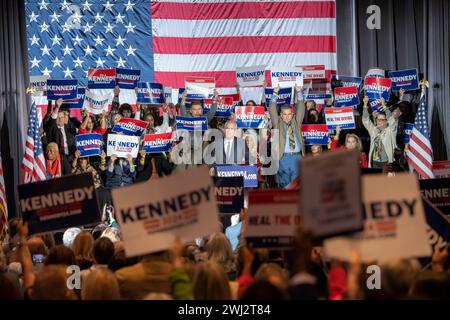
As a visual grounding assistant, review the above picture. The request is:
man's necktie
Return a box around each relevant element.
[287,124,296,150]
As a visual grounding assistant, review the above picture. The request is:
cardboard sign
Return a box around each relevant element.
[324,173,432,262]
[433,161,450,178]
[18,173,101,235]
[220,94,242,107]
[331,75,362,92]
[246,190,300,248]
[366,68,385,78]
[185,76,215,98]
[116,68,141,89]
[235,106,265,129]
[216,165,258,188]
[334,86,360,107]
[137,82,164,104]
[62,87,85,109]
[420,178,450,216]
[264,88,292,108]
[204,97,234,118]
[301,124,329,145]
[164,86,173,104]
[76,133,103,158]
[88,68,116,89]
[106,134,140,158]
[175,116,208,131]
[404,123,414,144]
[388,69,419,91]
[213,176,244,214]
[83,91,109,115]
[324,107,355,130]
[300,150,362,238]
[305,93,332,101]
[112,166,220,257]
[270,67,303,88]
[298,65,326,80]
[143,132,174,153]
[46,79,78,100]
[112,118,148,137]
[364,77,392,111]
[29,75,49,96]
[423,198,450,246]
[236,65,266,87]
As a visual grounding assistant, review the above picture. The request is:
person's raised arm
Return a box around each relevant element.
[269,85,280,128]
[180,90,188,117]
[362,96,376,135]
[17,220,35,294]
[294,84,306,125]
[204,89,218,122]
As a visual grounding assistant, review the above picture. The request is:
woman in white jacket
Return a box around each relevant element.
[362,96,401,169]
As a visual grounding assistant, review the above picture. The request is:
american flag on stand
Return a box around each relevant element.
[26,0,336,105]
[0,156,8,243]
[21,102,47,184]
[406,86,435,179]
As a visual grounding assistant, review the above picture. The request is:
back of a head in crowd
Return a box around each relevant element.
[31,265,76,300]
[206,232,233,264]
[72,231,94,263]
[63,227,82,248]
[81,269,121,300]
[44,245,76,266]
[254,262,289,291]
[193,261,231,300]
[240,280,287,300]
[409,271,450,299]
[93,237,114,265]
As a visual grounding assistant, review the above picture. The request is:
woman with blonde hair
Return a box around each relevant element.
[72,231,94,270]
[206,233,236,279]
[81,269,121,300]
[330,126,368,168]
[193,261,232,300]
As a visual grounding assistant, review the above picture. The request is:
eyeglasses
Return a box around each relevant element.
[376,118,387,122]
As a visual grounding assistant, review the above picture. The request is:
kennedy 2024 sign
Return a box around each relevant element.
[334,86,360,107]
[112,166,220,257]
[107,134,140,158]
[18,173,101,235]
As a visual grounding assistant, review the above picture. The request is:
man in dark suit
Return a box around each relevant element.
[209,120,248,165]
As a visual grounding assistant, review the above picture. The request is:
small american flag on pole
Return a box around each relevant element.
[21,101,47,183]
[0,156,8,243]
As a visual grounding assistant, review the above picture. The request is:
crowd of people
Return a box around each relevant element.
[1,79,449,300]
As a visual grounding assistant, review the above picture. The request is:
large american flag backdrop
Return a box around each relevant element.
[26,0,336,103]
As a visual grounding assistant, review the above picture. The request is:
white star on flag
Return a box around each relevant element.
[73,57,84,68]
[104,1,114,11]
[52,57,63,68]
[94,13,103,23]
[63,67,74,78]
[30,57,41,68]
[126,45,136,56]
[105,23,114,34]
[30,35,40,46]
[50,12,61,23]
[115,13,125,24]
[51,34,62,46]
[116,57,126,68]
[125,0,135,11]
[62,45,73,56]
[72,10,83,23]
[62,22,72,33]
[39,22,50,33]
[84,45,94,56]
[125,22,136,33]
[38,0,49,10]
[115,35,126,47]
[29,12,39,23]
[40,45,51,56]
[94,35,105,46]
[95,57,106,68]
[82,0,92,11]
[72,35,83,46]
[42,67,52,76]
[83,22,93,33]
[105,45,116,57]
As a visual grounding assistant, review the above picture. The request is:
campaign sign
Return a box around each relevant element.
[46,79,78,100]
[246,190,300,248]
[331,75,362,92]
[18,173,101,235]
[185,76,215,98]
[366,68,385,78]
[213,176,244,214]
[324,173,431,262]
[204,97,234,118]
[301,124,329,145]
[143,132,174,153]
[404,123,414,144]
[364,77,392,111]
[433,161,450,178]
[106,134,140,158]
[137,82,164,104]
[216,165,258,188]
[304,78,331,93]
[298,65,326,80]
[220,94,241,107]
[388,69,419,91]
[164,86,173,104]
[112,166,220,256]
[334,86,360,107]
[325,107,355,130]
[62,87,86,109]
[76,133,103,158]
[112,118,148,136]
[88,68,116,89]
[175,116,208,131]
[235,106,265,129]
[29,75,49,96]
[264,88,292,108]
[423,198,450,246]
[305,93,333,101]
[116,68,141,89]
[420,178,450,216]
[270,66,303,88]
[83,91,109,115]
[236,65,266,87]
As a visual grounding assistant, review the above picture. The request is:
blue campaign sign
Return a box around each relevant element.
[76,133,103,158]
[404,123,414,144]
[331,75,362,92]
[46,79,78,100]
[216,165,258,188]
[265,87,292,108]
[116,68,141,89]
[420,178,450,216]
[213,176,245,213]
[137,82,164,104]
[176,116,208,131]
[142,133,174,153]
[62,87,85,109]
[388,69,419,91]
[18,173,101,235]
[305,93,333,101]
[423,198,450,243]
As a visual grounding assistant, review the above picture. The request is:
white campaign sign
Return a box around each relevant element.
[106,134,140,158]
[83,90,109,115]
[324,173,432,262]
[112,166,220,257]
[270,66,303,88]
[236,65,266,87]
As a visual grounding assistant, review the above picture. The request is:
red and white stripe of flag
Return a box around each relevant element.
[406,127,434,179]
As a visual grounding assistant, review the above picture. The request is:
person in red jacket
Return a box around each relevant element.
[78,111,107,136]
[330,126,368,168]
